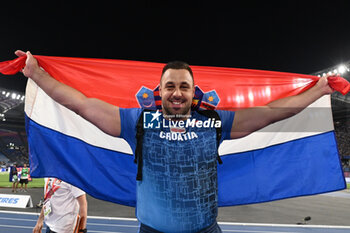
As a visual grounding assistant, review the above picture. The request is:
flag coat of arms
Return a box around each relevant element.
[0,55,347,207]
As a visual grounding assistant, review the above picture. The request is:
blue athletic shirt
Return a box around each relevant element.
[119,108,235,233]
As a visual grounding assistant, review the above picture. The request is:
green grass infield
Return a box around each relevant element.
[0,173,44,188]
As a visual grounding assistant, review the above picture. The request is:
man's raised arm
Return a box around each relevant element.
[230,76,334,139]
[16,50,121,137]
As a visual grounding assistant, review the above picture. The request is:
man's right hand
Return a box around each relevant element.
[15,50,41,79]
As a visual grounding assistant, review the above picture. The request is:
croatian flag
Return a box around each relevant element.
[0,55,348,207]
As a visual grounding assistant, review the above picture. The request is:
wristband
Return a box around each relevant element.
[79,229,87,233]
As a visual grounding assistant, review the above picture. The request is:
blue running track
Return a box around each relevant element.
[1,210,350,233]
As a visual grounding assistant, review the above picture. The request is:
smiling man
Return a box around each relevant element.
[160,62,194,119]
[16,50,333,233]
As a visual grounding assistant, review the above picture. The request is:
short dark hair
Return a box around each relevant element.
[161,61,194,85]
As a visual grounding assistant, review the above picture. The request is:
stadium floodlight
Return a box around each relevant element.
[337,64,347,74]
[1,91,5,95]
[5,92,10,97]
[11,93,16,99]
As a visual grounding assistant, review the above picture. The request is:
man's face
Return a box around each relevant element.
[159,69,195,119]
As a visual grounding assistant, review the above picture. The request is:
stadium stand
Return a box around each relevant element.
[0,88,26,166]
[312,64,350,175]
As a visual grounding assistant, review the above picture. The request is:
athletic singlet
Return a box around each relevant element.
[119,108,235,233]
[21,168,29,179]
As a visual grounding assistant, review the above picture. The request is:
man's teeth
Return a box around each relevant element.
[173,102,181,104]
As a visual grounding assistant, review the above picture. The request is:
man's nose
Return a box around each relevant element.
[173,88,182,97]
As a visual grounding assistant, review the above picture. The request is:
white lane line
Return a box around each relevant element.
[0,210,138,221]
[87,222,138,228]
[0,210,40,216]
[88,215,138,221]
[88,231,126,233]
[222,230,297,233]
[0,225,126,233]
[218,222,350,229]
[0,224,35,229]
[0,216,36,222]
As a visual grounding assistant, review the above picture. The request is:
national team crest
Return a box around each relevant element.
[135,86,157,110]
[200,90,220,110]
[135,85,220,110]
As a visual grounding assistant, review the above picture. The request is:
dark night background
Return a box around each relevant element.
[1,1,350,92]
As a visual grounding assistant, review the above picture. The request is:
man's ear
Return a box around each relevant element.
[159,85,162,97]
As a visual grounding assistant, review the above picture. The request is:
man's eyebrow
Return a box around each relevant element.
[164,81,175,85]
[164,81,191,86]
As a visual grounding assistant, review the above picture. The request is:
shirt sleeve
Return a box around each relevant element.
[216,110,235,141]
[119,108,142,151]
[70,184,86,198]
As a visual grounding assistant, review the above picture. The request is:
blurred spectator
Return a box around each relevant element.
[10,164,19,193]
[33,178,87,233]
[18,163,29,192]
